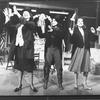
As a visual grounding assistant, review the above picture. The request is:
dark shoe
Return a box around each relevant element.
[82,84,92,90]
[43,82,48,89]
[32,87,38,92]
[14,84,22,92]
[30,85,38,92]
[74,86,78,90]
[58,84,64,90]
[51,68,56,74]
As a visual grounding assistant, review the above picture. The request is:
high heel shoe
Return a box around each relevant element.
[43,82,48,89]
[58,84,64,90]
[30,86,38,92]
[74,86,78,90]
[32,87,38,92]
[82,84,92,90]
[14,84,22,92]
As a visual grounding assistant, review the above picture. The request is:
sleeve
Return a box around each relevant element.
[5,20,16,31]
[70,29,76,44]
[36,27,46,38]
[19,17,36,31]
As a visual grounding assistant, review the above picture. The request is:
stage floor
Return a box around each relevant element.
[0,49,100,96]
[0,62,100,96]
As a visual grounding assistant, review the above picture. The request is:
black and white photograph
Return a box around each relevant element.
[0,0,100,99]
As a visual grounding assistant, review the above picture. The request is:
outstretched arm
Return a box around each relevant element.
[13,6,21,18]
[69,12,76,36]
[69,27,74,36]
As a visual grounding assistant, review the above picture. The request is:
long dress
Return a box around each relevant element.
[7,17,36,72]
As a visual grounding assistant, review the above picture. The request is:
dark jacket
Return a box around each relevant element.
[6,17,36,60]
[37,23,64,59]
[70,26,98,57]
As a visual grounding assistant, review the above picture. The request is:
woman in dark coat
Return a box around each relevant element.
[68,17,98,90]
[5,6,37,92]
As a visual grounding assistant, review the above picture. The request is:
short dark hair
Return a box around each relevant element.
[75,16,86,28]
[21,7,33,21]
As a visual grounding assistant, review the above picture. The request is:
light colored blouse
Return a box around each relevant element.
[15,24,24,46]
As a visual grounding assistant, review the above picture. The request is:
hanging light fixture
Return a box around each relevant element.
[16,8,23,11]
[31,9,36,12]
[50,11,69,15]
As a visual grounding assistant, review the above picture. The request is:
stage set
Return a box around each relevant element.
[0,0,100,96]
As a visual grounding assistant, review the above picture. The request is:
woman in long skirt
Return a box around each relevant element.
[4,6,37,92]
[68,17,98,90]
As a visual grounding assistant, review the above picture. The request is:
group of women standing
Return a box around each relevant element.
[2,5,99,92]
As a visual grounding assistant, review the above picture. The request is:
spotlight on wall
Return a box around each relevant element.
[49,11,69,15]
[9,2,29,6]
[13,8,36,12]
[17,8,23,11]
[31,9,37,12]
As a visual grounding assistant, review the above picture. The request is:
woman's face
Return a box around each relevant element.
[23,11,30,20]
[77,18,84,27]
[51,19,58,26]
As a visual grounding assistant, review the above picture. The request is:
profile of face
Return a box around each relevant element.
[23,11,31,20]
[51,18,58,27]
[77,18,84,27]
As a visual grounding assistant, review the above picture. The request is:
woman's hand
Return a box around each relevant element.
[70,12,76,21]
[48,25,53,32]
[69,27,74,35]
[90,27,96,33]
[13,5,17,15]
[96,26,100,31]
[3,8,9,16]
[3,8,13,24]
[13,5,21,18]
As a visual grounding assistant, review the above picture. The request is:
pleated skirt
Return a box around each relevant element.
[68,47,90,73]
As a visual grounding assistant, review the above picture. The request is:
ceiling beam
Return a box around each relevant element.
[6,0,100,2]
[9,2,76,11]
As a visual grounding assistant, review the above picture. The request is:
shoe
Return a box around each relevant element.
[74,86,78,90]
[51,68,56,74]
[82,84,92,90]
[14,84,22,92]
[30,86,38,92]
[58,84,64,90]
[32,87,38,92]
[43,82,48,89]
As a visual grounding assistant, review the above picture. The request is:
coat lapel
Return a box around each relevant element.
[76,27,84,42]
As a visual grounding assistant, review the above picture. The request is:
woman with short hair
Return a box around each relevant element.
[5,6,37,92]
